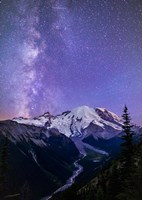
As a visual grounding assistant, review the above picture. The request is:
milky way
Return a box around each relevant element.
[0,0,142,124]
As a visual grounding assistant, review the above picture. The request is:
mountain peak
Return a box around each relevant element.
[72,106,98,118]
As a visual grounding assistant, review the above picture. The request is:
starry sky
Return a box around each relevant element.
[0,0,142,124]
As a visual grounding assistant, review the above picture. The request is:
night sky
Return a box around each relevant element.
[0,0,142,124]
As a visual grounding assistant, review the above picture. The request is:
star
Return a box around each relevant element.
[0,0,142,124]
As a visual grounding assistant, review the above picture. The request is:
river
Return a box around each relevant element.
[41,157,84,200]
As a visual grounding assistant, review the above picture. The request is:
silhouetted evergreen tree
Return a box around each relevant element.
[0,134,9,198]
[121,105,134,173]
[117,142,142,200]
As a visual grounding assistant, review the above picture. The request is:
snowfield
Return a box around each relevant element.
[13,106,123,140]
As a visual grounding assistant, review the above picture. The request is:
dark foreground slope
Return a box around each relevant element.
[51,139,142,200]
[0,120,79,199]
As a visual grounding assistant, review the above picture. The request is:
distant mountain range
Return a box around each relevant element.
[0,106,142,199]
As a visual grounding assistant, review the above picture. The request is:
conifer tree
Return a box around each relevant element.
[121,105,134,173]
[0,134,9,198]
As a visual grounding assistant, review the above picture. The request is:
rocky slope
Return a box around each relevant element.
[0,120,79,199]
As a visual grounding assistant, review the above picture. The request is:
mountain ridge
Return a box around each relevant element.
[13,106,123,139]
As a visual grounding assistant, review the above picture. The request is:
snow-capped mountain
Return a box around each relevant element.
[14,106,123,140]
[13,106,125,156]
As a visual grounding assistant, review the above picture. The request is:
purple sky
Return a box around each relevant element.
[0,0,142,124]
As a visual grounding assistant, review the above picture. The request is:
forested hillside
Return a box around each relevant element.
[51,138,142,200]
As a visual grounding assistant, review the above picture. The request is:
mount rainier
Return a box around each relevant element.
[13,106,124,155]
[14,106,123,139]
